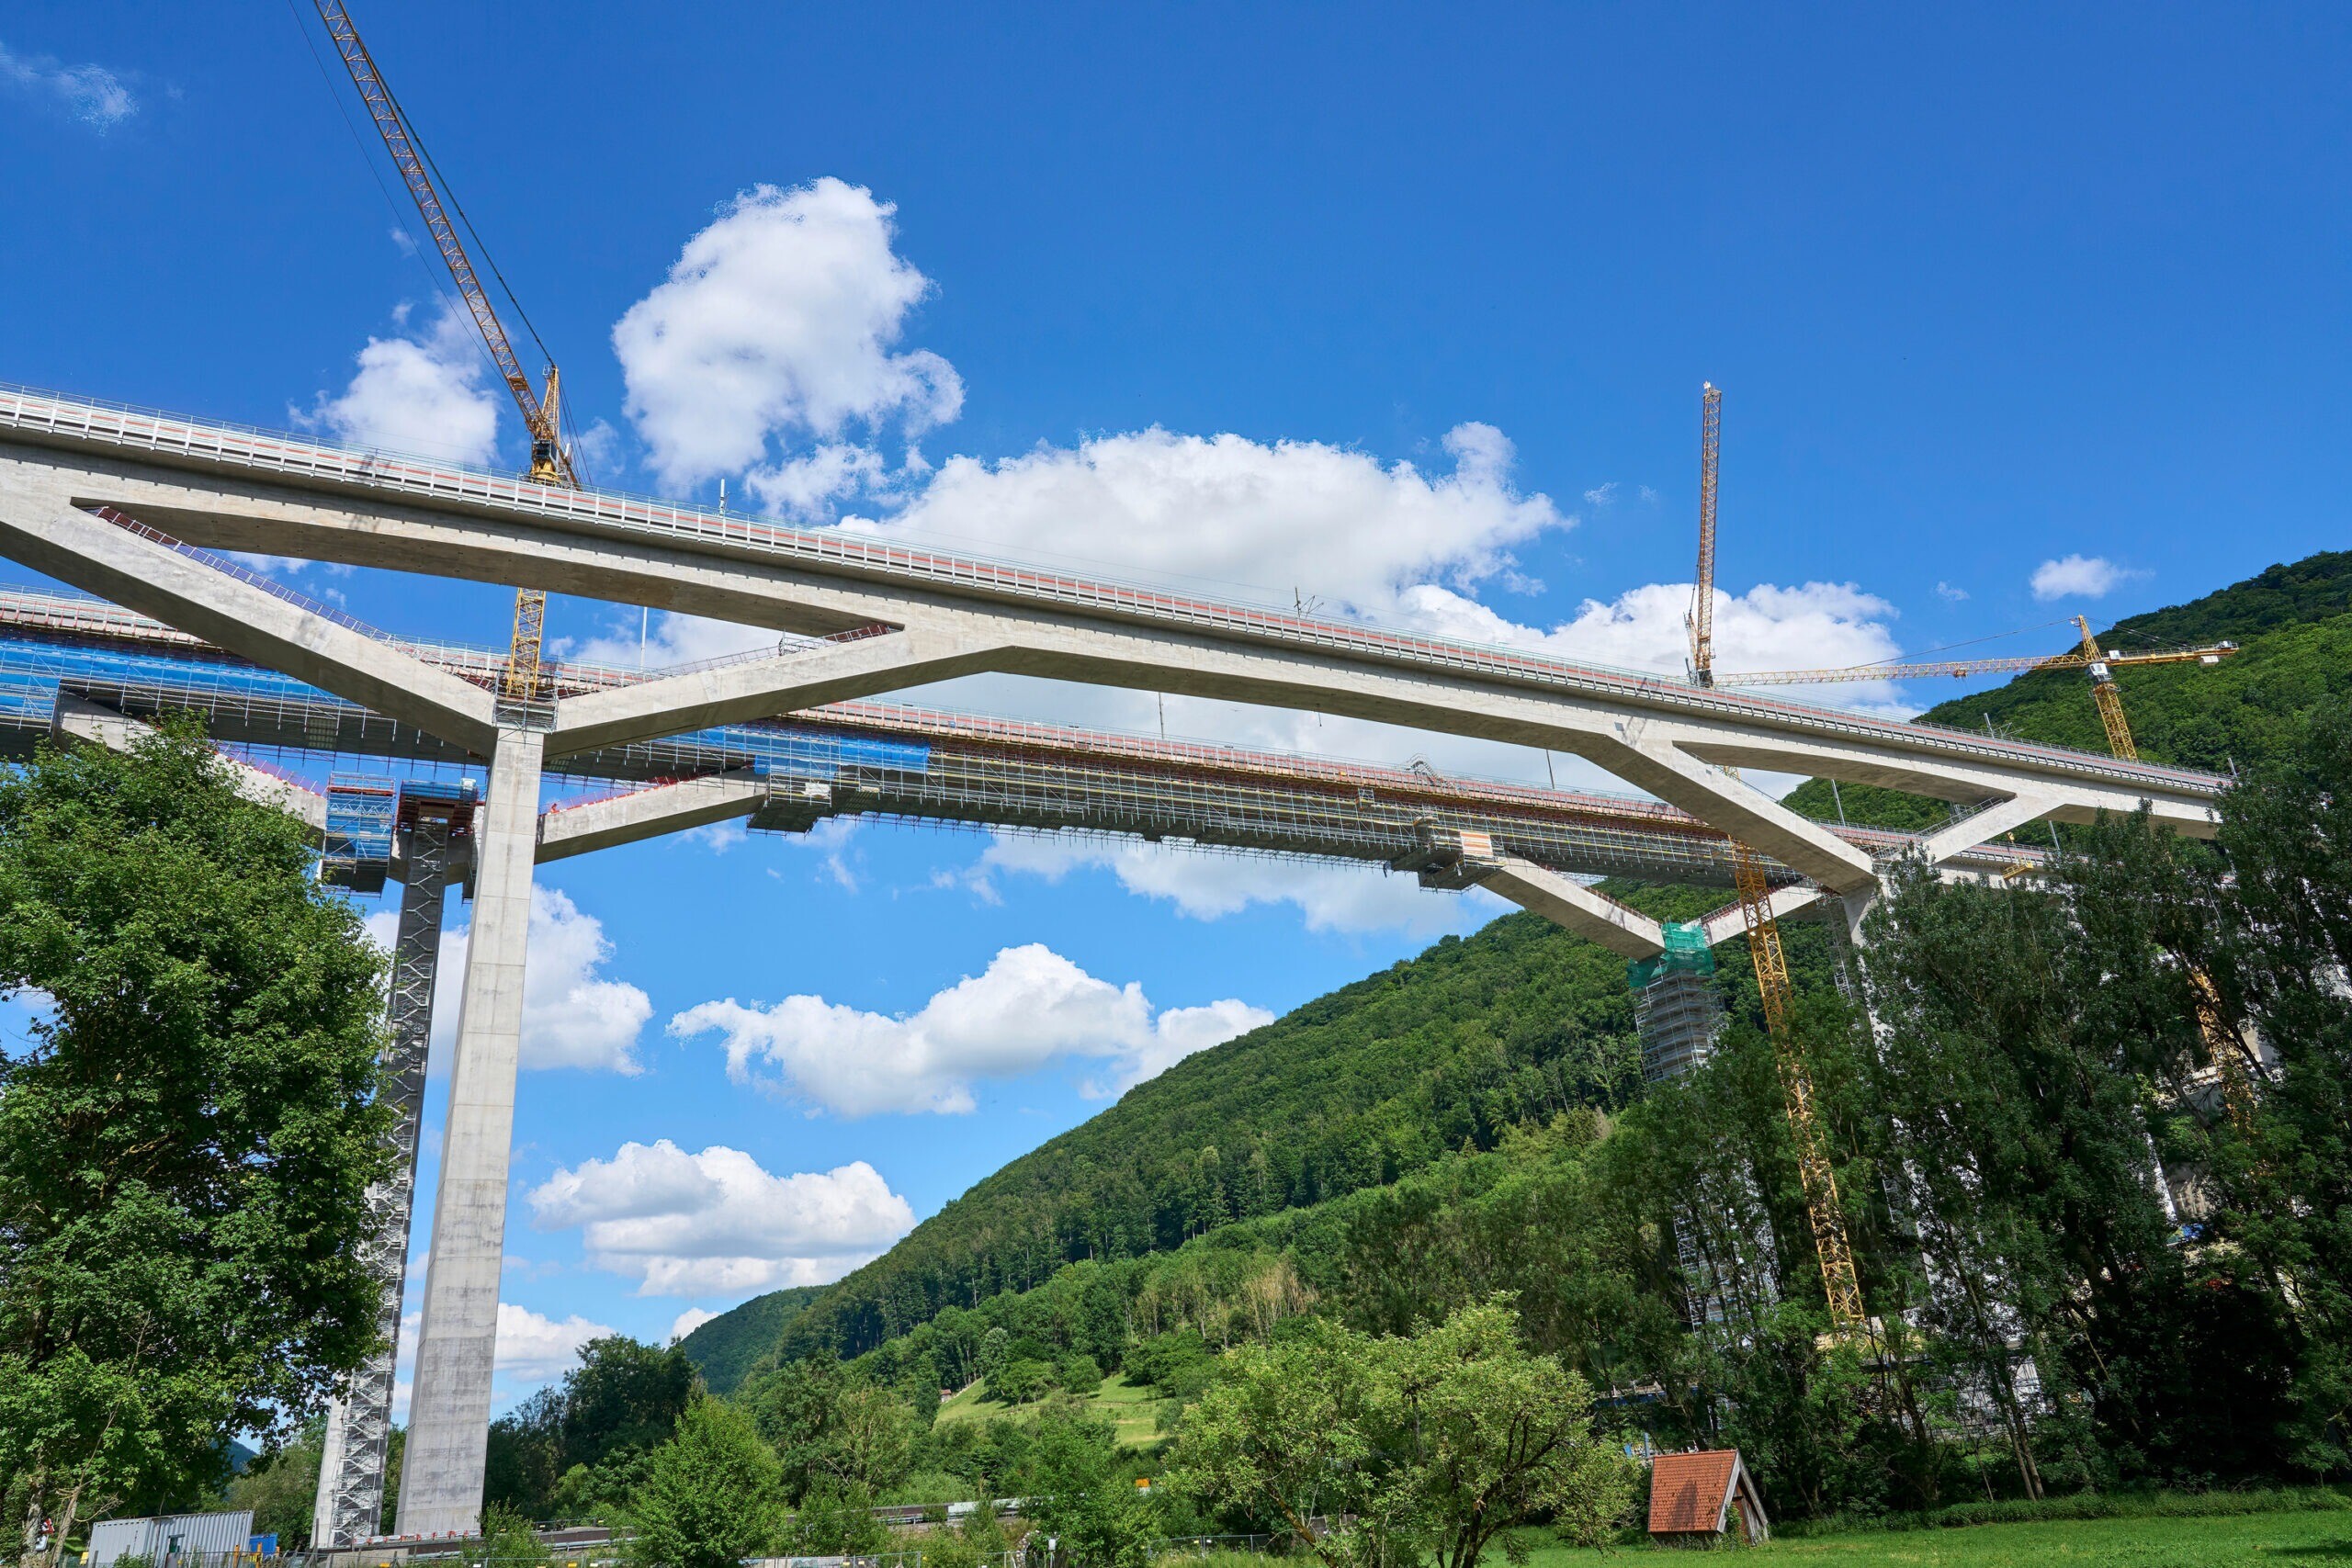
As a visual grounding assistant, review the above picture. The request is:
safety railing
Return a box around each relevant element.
[0,383,2226,798]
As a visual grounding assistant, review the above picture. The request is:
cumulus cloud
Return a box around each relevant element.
[0,42,135,128]
[299,302,502,465]
[371,886,651,1073]
[901,577,1900,750]
[561,420,1569,690]
[669,943,1272,1115]
[977,833,1505,937]
[2030,554,2135,602]
[562,177,1920,819]
[857,422,1565,623]
[555,610,784,673]
[669,1306,720,1342]
[1399,578,1902,686]
[527,1140,915,1295]
[1936,581,1969,603]
[613,179,960,497]
[494,1302,614,1388]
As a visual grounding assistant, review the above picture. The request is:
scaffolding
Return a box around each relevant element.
[1631,922,1726,1082]
[0,586,2048,895]
[312,780,474,1547]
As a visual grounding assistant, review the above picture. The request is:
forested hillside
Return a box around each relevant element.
[700,548,2352,1379]
[769,884,1747,1360]
[679,1285,822,1397]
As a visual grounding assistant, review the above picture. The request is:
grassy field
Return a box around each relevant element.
[1520,1509,2352,1564]
[932,1373,1173,1448]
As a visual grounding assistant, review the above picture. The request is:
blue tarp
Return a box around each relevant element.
[0,637,935,780]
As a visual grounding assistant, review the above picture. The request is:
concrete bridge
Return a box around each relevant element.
[0,383,2226,1538]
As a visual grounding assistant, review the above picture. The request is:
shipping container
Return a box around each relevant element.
[87,1510,254,1565]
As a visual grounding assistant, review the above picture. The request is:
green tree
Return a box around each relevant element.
[472,1503,550,1568]
[1053,1353,1102,1396]
[1175,1302,1630,1568]
[785,1482,890,1556]
[488,1337,697,1521]
[1020,1407,1158,1568]
[2207,706,2352,1472]
[1357,1299,1633,1565]
[1170,1318,1374,1566]
[827,1384,917,1496]
[739,1358,917,1503]
[920,1503,1010,1568]
[225,1427,323,1546]
[0,729,392,1559]
[992,1359,1052,1405]
[564,1337,698,1472]
[625,1400,785,1568]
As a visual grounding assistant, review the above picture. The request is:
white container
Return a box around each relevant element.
[86,1510,255,1565]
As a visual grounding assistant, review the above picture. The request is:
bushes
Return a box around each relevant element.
[624,1401,786,1568]
[1170,1299,1634,1566]
[992,1359,1054,1405]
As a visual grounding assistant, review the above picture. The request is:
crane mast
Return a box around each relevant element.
[311,0,570,704]
[1734,842,1869,1325]
[1688,383,1722,686]
[1683,383,1867,1327]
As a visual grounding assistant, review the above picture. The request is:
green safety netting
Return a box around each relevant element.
[1627,919,1715,990]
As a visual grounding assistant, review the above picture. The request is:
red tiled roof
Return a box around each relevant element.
[1648,1450,1738,1535]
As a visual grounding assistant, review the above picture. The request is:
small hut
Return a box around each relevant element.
[1646,1449,1769,1547]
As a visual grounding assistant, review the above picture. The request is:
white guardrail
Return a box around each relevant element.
[0,382,2224,800]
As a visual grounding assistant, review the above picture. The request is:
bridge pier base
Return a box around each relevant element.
[397,728,543,1539]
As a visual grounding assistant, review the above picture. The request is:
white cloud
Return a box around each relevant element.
[300,302,502,465]
[1582,481,1620,507]
[556,609,784,673]
[977,833,1504,937]
[743,442,889,521]
[372,886,651,1073]
[1096,998,1278,1100]
[494,1302,614,1386]
[855,422,1565,623]
[613,178,960,495]
[669,1306,720,1342]
[527,1140,915,1296]
[669,942,1272,1115]
[1415,578,1903,688]
[1936,581,1969,603]
[0,43,135,128]
[2030,553,2135,602]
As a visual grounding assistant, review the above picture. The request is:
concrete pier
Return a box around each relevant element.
[396,729,544,1538]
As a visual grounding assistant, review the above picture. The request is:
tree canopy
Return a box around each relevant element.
[0,728,392,1553]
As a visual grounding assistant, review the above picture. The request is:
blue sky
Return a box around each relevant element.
[3,4,2346,1405]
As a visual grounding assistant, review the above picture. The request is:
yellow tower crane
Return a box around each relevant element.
[311,0,577,705]
[1687,383,1723,687]
[1717,622,2236,761]
[1683,384,1868,1326]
